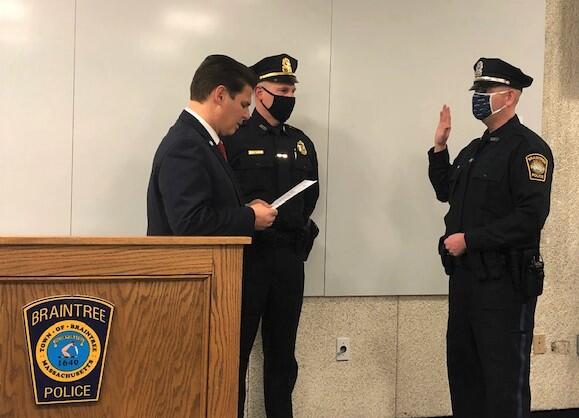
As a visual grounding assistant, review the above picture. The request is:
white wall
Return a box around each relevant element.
[0,0,74,234]
[0,0,545,298]
[325,0,545,295]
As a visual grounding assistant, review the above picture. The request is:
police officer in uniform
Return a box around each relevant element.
[223,54,319,418]
[428,58,554,418]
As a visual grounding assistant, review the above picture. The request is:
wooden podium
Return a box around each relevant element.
[0,236,250,418]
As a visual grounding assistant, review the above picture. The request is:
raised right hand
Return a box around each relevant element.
[434,105,451,152]
[249,200,278,231]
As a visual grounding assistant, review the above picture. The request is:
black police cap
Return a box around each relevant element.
[250,53,298,84]
[469,57,533,91]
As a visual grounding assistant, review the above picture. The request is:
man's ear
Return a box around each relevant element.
[212,85,227,104]
[507,89,519,106]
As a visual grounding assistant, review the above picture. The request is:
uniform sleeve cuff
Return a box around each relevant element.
[428,147,450,166]
[244,206,256,235]
[464,230,481,251]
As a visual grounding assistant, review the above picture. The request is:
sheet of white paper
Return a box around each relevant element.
[271,180,318,209]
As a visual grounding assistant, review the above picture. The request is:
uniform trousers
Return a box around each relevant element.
[238,243,305,418]
[447,266,537,418]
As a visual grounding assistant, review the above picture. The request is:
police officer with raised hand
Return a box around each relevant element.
[223,53,319,418]
[428,58,553,418]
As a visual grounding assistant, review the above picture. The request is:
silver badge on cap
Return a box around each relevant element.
[475,60,484,77]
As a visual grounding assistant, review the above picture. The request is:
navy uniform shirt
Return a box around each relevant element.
[428,115,553,252]
[223,110,319,232]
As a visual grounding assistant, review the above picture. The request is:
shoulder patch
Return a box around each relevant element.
[525,153,548,182]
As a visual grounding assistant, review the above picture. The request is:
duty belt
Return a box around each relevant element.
[254,229,298,248]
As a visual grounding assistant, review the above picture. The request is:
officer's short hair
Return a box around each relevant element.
[190,55,257,101]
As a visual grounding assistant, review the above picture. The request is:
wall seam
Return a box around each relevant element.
[394,296,400,417]
[322,0,334,296]
[69,0,77,235]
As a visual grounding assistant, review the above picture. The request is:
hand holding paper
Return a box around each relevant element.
[249,199,278,230]
[271,180,318,209]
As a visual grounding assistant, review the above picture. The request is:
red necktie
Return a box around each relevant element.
[216,141,228,161]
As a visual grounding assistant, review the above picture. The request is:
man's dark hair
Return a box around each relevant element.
[190,55,257,101]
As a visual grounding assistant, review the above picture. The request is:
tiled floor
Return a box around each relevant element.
[430,410,579,418]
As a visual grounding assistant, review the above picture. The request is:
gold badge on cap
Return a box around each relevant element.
[525,153,548,182]
[297,140,307,156]
[282,57,293,74]
[475,60,484,77]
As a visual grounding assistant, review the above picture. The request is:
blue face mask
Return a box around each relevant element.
[472,90,509,120]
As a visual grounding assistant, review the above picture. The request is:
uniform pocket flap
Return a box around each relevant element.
[236,154,275,169]
[472,168,503,182]
[293,156,312,171]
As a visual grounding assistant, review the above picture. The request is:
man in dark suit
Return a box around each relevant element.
[147,55,278,236]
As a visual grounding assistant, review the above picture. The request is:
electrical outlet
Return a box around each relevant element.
[533,334,547,355]
[336,337,350,361]
[551,340,570,355]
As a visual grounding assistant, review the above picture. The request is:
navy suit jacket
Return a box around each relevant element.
[147,110,255,236]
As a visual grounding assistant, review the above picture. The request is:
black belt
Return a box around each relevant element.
[254,229,298,248]
[452,251,508,281]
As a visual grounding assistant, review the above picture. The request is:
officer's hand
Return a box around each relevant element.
[434,105,451,152]
[444,233,466,257]
[249,200,278,231]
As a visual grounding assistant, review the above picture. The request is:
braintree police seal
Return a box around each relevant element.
[23,296,114,405]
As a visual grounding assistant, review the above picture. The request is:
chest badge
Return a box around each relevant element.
[297,140,307,156]
[525,153,548,182]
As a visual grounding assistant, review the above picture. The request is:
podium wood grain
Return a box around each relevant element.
[0,237,249,418]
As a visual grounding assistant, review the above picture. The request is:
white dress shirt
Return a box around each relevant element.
[184,107,221,145]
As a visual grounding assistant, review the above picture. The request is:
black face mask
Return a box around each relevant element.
[260,87,296,123]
